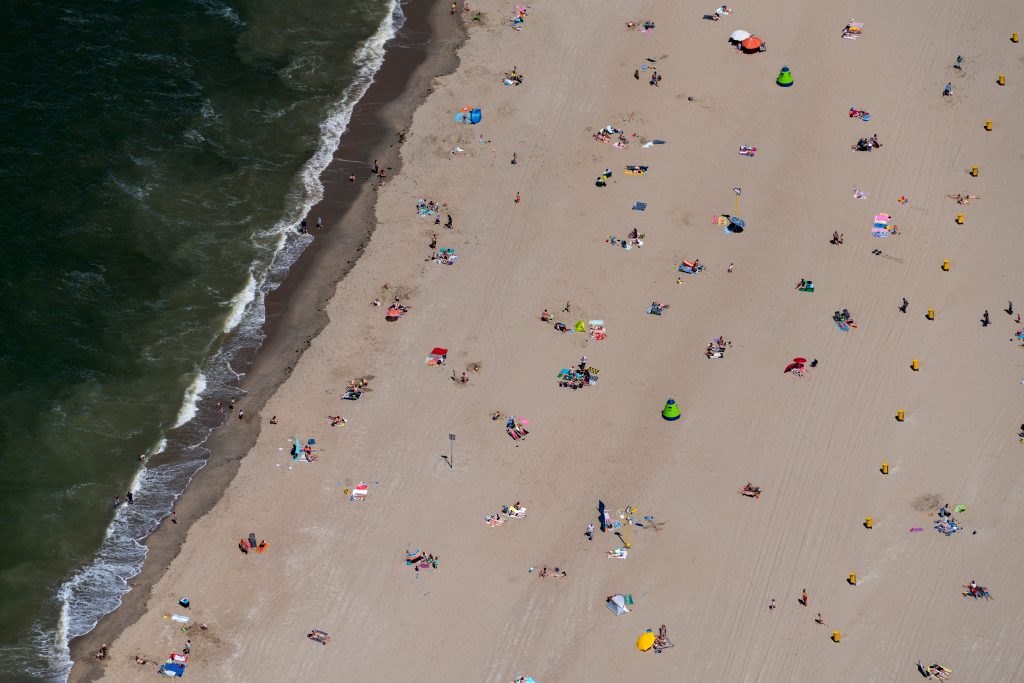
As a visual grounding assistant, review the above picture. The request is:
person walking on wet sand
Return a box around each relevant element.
[899,297,909,313]
[515,192,521,204]
[769,598,776,611]
[982,310,990,326]
[800,589,808,606]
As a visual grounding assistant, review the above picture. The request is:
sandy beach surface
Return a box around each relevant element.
[82,0,1024,680]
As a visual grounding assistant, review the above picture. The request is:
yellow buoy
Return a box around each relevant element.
[848,572,857,585]
[970,166,978,177]
[985,120,993,131]
[865,517,873,528]
[998,74,1006,86]
[896,410,905,422]
[956,213,964,224]
[927,308,935,320]
[912,359,920,371]
[881,462,889,475]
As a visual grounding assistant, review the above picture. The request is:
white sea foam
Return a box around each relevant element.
[171,370,206,428]
[222,270,256,333]
[48,4,405,679]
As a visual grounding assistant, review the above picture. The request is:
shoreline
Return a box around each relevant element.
[67,1,464,678]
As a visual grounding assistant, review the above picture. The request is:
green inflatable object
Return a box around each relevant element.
[777,66,794,87]
[662,398,681,421]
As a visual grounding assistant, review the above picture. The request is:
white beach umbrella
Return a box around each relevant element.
[730,29,751,42]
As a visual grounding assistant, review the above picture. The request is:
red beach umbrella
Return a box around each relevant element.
[792,357,807,363]
[784,362,805,374]
[741,36,763,51]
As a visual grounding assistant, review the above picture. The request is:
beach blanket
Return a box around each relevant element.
[935,519,959,536]
[170,614,190,624]
[872,212,892,237]
[160,662,186,677]
[836,320,850,332]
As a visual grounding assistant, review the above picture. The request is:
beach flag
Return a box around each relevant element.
[574,320,587,332]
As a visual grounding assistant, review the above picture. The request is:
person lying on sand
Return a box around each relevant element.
[948,193,981,205]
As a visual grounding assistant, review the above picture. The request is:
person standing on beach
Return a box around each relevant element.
[127,491,134,505]
[586,523,594,541]
[238,410,245,420]
[445,214,453,229]
[170,509,177,524]
[800,589,808,606]
[983,310,990,326]
[769,598,776,611]
[1008,301,1014,315]
[511,152,518,165]
[899,297,909,313]
[316,216,323,229]
[514,192,521,204]
[450,2,456,14]
[727,263,734,273]
[815,613,824,625]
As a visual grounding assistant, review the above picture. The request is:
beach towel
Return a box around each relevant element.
[739,145,757,157]
[836,320,850,332]
[170,614,190,624]
[632,202,647,211]
[872,212,892,237]
[160,663,186,677]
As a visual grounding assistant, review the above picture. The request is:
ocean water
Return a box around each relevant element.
[0,0,400,678]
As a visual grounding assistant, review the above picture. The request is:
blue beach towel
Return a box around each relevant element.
[632,202,647,211]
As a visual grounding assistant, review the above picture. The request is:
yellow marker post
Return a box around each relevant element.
[942,259,950,271]
[956,213,964,224]
[848,572,857,585]
[998,74,1006,86]
[896,410,905,422]
[927,308,935,320]
[912,359,920,371]
[881,462,889,475]
[985,120,993,131]
[865,517,873,528]
[970,166,978,177]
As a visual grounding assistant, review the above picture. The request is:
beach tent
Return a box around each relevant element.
[470,108,482,124]
[730,29,751,42]
[726,216,745,233]
[425,347,448,365]
[607,594,631,616]
[573,320,587,333]
[636,632,656,652]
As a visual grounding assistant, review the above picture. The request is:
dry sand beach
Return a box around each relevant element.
[75,0,1024,680]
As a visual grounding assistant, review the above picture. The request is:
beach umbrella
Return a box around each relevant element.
[741,36,763,51]
[636,632,656,651]
[793,357,807,363]
[730,29,751,42]
[784,362,804,374]
[727,216,745,233]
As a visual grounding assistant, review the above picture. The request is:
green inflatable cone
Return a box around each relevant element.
[776,66,794,87]
[662,398,681,421]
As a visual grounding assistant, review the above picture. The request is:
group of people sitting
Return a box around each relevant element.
[405,549,440,571]
[326,415,347,427]
[963,579,991,599]
[502,502,527,518]
[648,301,670,316]
[238,538,269,554]
[852,134,882,151]
[506,416,529,440]
[834,309,857,327]
[738,482,762,500]
[307,629,331,645]
[538,566,567,578]
[344,377,369,400]
[503,66,523,85]
[948,193,981,205]
[705,336,730,358]
[848,107,870,119]
[653,624,673,653]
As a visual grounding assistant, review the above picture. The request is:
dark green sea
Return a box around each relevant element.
[0,0,399,678]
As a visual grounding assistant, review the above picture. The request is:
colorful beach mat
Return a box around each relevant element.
[872,212,891,237]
